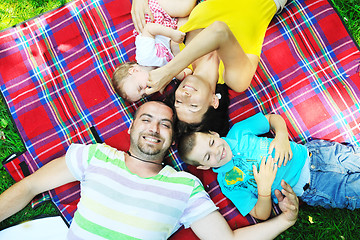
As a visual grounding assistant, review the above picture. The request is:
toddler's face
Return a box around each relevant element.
[188,132,233,169]
[122,69,149,102]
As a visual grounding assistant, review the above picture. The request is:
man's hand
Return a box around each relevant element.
[268,132,293,167]
[275,180,299,224]
[131,0,154,33]
[253,156,277,197]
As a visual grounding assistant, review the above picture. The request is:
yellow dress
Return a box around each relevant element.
[179,0,277,84]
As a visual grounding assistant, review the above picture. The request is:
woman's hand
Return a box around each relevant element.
[131,0,154,33]
[145,67,174,95]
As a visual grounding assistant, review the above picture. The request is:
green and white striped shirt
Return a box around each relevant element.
[65,143,217,239]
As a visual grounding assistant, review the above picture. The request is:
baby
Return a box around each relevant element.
[111,0,195,102]
[178,112,360,220]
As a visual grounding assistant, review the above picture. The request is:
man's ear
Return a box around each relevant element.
[128,121,133,134]
[211,94,219,109]
[196,165,210,170]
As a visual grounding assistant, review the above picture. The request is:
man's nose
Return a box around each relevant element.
[149,122,160,133]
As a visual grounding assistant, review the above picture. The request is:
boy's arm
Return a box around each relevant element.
[250,156,278,220]
[145,21,256,95]
[265,114,293,167]
[190,180,298,239]
[0,156,76,222]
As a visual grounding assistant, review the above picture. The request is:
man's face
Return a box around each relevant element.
[129,102,174,159]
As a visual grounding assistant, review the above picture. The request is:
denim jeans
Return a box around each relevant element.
[300,139,360,210]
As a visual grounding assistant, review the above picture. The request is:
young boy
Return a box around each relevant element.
[178,112,360,220]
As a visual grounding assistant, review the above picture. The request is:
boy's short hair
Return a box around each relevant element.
[178,132,202,166]
[111,61,137,101]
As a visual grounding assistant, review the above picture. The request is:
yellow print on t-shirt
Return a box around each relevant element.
[225,166,244,185]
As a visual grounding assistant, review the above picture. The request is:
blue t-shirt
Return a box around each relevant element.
[213,113,308,216]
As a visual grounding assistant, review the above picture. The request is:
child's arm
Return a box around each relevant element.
[265,114,293,167]
[250,156,278,220]
[142,22,186,43]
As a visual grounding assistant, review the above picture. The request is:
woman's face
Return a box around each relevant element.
[174,75,214,124]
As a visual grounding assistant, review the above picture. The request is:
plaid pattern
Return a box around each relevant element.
[0,0,359,238]
[0,0,137,224]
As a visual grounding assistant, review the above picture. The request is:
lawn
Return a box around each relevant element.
[0,0,360,238]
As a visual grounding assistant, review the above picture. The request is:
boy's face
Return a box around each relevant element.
[122,66,149,102]
[187,132,233,169]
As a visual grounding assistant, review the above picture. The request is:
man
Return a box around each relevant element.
[0,101,299,239]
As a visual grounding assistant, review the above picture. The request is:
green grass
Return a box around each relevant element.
[0,0,72,231]
[0,0,360,237]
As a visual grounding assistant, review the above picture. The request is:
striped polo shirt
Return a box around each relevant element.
[65,143,217,239]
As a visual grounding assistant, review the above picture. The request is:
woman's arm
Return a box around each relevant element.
[145,21,256,95]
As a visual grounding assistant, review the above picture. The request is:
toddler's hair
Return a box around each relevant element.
[178,132,202,166]
[111,61,137,101]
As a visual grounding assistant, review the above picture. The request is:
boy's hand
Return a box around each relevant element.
[275,180,299,224]
[171,30,186,43]
[131,0,154,33]
[253,156,277,197]
[268,133,293,167]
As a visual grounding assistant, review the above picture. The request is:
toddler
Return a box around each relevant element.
[178,112,360,220]
[111,0,195,102]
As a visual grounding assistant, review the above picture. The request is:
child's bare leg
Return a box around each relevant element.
[157,0,197,18]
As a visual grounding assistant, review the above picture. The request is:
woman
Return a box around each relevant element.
[133,0,287,136]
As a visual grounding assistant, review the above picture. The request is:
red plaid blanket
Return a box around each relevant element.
[0,0,359,238]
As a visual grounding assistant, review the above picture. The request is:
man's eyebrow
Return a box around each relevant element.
[139,113,152,118]
[140,113,173,124]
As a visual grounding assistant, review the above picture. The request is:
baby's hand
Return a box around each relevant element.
[268,133,293,167]
[171,30,186,43]
[253,156,278,197]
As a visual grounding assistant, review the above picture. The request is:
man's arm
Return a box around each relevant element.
[146,21,256,95]
[190,180,298,240]
[265,114,293,167]
[0,156,76,222]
